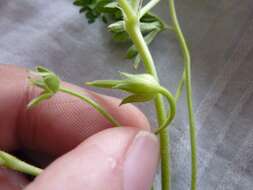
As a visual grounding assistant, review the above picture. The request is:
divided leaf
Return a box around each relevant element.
[74,0,169,68]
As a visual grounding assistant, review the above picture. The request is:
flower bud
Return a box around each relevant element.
[30,66,60,93]
[87,72,162,105]
[115,72,161,94]
[27,66,60,108]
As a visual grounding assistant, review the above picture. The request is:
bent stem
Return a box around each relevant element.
[168,0,197,189]
[59,87,120,127]
[154,87,176,134]
[0,151,42,176]
[118,0,171,189]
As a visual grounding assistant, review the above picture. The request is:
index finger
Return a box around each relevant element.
[0,64,150,156]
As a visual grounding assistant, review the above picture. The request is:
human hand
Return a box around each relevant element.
[0,64,159,190]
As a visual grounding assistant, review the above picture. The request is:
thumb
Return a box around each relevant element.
[25,127,159,190]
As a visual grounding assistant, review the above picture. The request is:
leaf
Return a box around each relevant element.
[126,45,138,59]
[126,30,159,58]
[140,21,161,33]
[74,0,168,65]
[104,1,118,8]
[108,21,124,33]
[112,32,129,42]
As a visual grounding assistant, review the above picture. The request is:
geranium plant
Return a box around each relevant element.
[0,0,197,190]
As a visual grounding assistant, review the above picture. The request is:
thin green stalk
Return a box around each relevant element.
[59,87,120,127]
[0,151,42,176]
[168,0,197,189]
[117,0,171,189]
[175,70,185,102]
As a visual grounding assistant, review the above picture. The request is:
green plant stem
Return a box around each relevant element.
[59,87,120,127]
[129,19,171,190]
[168,0,197,189]
[0,151,42,176]
[118,0,171,189]
[154,87,176,134]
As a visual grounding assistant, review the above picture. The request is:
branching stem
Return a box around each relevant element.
[118,0,172,189]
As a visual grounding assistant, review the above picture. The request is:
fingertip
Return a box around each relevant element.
[25,127,159,190]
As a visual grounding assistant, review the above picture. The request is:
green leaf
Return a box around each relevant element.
[140,21,161,33]
[104,1,119,9]
[126,45,138,59]
[112,32,129,42]
[108,21,124,33]
[74,0,168,66]
[126,30,159,58]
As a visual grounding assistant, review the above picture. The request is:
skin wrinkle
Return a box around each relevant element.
[0,66,27,151]
[18,78,40,152]
[15,76,29,150]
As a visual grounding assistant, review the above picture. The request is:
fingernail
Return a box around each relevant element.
[123,131,159,190]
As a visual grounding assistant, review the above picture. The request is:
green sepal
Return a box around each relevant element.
[27,92,52,109]
[36,66,52,73]
[87,72,162,105]
[86,80,121,88]
[28,77,45,89]
[120,94,155,105]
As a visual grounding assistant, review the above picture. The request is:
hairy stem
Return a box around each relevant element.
[168,0,197,189]
[59,87,120,127]
[118,0,171,188]
[0,151,42,176]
